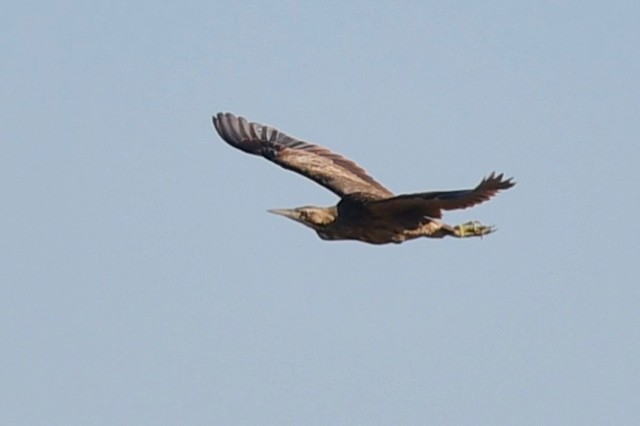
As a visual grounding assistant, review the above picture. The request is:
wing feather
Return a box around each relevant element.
[213,113,393,198]
[369,172,515,221]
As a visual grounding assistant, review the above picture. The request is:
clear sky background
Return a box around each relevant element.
[2,1,639,424]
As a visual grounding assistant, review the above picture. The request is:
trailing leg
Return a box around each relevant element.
[410,220,496,239]
[451,221,495,238]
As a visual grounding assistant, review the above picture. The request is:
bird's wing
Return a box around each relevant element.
[368,172,515,221]
[213,112,394,198]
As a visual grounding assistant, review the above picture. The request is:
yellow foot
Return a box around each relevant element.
[454,221,495,238]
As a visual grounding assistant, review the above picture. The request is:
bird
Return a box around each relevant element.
[212,112,515,245]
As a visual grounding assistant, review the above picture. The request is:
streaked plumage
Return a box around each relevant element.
[213,112,515,244]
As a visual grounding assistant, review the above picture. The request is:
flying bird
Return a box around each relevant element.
[213,112,515,244]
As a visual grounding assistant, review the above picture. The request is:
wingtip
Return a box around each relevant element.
[484,171,516,189]
[212,112,237,124]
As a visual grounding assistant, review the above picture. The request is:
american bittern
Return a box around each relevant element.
[213,113,515,245]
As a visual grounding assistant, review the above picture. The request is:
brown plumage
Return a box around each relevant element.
[213,112,515,244]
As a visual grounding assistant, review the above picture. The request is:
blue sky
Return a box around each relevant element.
[2,1,639,424]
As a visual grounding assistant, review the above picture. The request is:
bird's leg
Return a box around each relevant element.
[451,221,495,238]
[417,220,495,239]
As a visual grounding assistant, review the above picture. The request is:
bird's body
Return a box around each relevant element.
[213,112,515,245]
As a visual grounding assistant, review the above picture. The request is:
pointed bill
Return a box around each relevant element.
[267,208,301,221]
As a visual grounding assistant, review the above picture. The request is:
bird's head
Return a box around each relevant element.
[268,206,336,230]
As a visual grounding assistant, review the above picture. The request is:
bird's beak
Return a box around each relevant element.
[267,208,301,221]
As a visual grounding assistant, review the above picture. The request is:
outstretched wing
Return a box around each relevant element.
[213,113,393,198]
[368,172,515,221]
